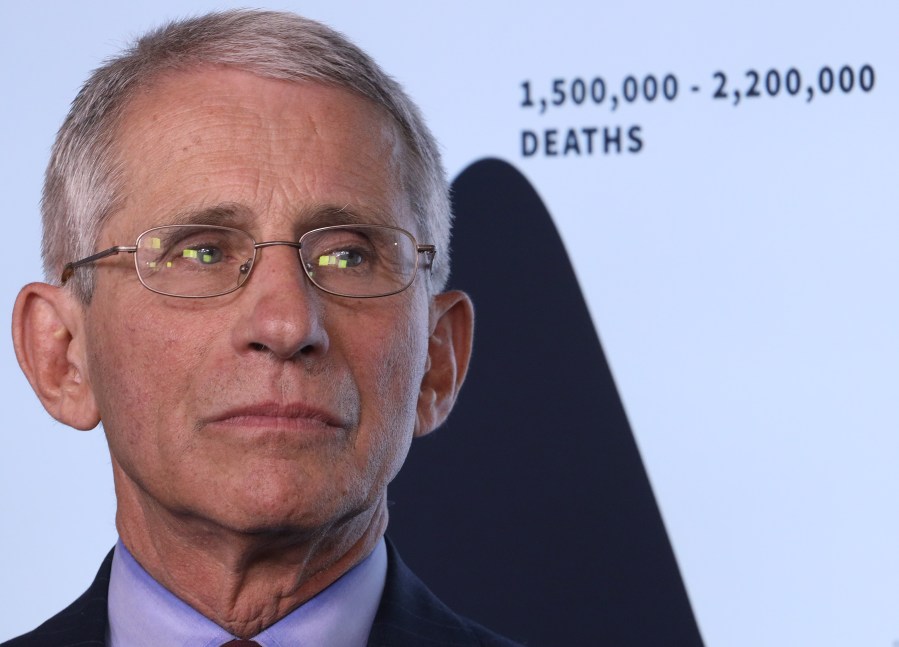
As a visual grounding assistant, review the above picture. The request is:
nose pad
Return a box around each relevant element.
[237,258,253,288]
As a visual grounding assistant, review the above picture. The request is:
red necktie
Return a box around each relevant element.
[220,641,262,646]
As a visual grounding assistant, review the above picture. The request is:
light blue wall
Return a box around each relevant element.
[2,2,897,644]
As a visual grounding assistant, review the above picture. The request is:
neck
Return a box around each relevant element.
[113,474,388,638]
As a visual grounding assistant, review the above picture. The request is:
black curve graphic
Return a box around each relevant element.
[388,158,704,646]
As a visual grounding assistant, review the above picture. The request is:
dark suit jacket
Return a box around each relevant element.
[2,540,524,647]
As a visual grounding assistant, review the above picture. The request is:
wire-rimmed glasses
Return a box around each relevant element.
[60,224,436,298]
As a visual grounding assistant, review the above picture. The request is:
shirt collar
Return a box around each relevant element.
[107,537,387,647]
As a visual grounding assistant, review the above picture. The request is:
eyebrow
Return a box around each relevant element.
[301,205,387,229]
[166,204,250,228]
[162,203,392,233]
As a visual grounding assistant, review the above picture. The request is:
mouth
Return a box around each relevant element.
[203,402,347,434]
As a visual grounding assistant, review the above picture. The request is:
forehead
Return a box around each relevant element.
[107,67,409,236]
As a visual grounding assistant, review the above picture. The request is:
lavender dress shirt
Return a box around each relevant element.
[106,538,387,647]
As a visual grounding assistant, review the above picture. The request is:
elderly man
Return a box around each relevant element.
[5,10,520,647]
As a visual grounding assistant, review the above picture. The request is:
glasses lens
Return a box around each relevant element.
[135,226,256,297]
[300,225,418,297]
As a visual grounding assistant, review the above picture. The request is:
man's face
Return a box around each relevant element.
[82,69,432,535]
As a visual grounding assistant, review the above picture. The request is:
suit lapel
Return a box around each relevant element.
[367,539,480,647]
[2,549,112,647]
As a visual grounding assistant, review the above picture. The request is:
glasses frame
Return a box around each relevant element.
[61,223,437,299]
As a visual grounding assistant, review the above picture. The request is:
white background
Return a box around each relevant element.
[1,2,897,645]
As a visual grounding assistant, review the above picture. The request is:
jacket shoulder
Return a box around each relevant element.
[368,539,526,646]
[1,550,112,647]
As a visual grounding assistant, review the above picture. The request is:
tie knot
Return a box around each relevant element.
[221,641,262,647]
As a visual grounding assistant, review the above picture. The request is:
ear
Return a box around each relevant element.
[414,290,474,438]
[12,282,100,430]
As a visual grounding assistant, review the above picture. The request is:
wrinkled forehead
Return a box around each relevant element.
[102,66,413,239]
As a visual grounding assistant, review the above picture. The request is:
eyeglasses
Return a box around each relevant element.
[61,224,436,299]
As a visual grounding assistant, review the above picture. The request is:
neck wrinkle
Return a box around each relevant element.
[112,459,389,638]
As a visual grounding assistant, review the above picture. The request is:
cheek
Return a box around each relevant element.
[374,319,426,412]
[84,299,213,463]
[85,324,157,480]
[363,304,430,479]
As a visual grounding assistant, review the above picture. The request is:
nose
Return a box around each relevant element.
[231,243,329,361]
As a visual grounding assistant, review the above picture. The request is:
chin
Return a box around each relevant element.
[211,481,379,538]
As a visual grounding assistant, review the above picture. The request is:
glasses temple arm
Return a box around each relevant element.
[61,245,138,285]
[417,245,436,269]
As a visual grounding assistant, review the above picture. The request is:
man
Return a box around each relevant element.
[6,10,521,646]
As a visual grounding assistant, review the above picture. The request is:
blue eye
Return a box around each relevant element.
[333,249,365,267]
[316,248,367,269]
[182,246,223,264]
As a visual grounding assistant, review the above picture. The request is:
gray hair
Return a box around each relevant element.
[43,9,452,300]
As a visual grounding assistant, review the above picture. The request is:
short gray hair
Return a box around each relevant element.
[43,9,452,300]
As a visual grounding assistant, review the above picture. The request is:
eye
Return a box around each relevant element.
[316,249,365,269]
[183,245,224,265]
